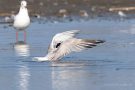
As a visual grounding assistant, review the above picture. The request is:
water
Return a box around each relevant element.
[0,18,135,90]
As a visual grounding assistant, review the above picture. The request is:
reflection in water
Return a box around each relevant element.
[18,65,30,90]
[51,60,93,67]
[130,25,135,34]
[14,41,30,57]
[51,61,93,90]
[120,24,135,35]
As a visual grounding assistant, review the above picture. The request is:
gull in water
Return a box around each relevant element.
[33,30,105,62]
[13,0,30,41]
[118,11,126,17]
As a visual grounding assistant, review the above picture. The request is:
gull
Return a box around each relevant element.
[33,30,105,62]
[13,0,30,41]
[79,10,89,17]
[5,14,15,23]
[118,11,126,17]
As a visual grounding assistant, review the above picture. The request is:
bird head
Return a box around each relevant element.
[21,0,27,8]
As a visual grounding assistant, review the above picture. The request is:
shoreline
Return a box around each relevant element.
[0,0,135,17]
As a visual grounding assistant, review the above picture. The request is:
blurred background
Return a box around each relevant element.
[0,0,135,18]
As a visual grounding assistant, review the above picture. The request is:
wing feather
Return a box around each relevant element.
[51,38,105,60]
[48,30,80,52]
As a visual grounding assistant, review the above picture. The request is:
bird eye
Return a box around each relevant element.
[56,43,61,48]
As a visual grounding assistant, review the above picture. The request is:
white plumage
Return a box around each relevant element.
[33,30,105,61]
[118,11,126,17]
[13,0,30,41]
[13,0,30,30]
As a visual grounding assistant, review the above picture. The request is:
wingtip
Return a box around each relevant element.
[96,40,105,43]
[82,39,105,48]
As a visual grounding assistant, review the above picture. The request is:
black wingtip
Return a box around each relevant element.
[81,39,105,49]
[96,40,105,44]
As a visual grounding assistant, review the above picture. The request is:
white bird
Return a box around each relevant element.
[79,10,89,17]
[5,14,15,23]
[13,0,30,42]
[33,30,105,62]
[118,11,126,17]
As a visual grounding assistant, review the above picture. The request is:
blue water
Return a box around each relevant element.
[0,18,135,90]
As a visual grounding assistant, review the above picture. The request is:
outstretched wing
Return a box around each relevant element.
[51,38,105,60]
[48,30,80,52]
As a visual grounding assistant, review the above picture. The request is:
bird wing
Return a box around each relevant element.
[51,38,105,60]
[48,30,80,52]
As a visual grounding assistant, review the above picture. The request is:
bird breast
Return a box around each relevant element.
[13,15,30,30]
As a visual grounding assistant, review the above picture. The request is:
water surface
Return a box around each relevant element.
[0,18,135,90]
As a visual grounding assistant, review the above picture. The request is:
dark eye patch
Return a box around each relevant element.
[56,43,61,48]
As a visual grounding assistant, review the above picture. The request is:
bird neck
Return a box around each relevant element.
[18,7,29,16]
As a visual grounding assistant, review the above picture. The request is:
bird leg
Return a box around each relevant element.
[24,31,26,42]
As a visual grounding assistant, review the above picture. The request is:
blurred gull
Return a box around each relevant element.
[118,11,126,17]
[5,14,15,23]
[58,9,68,18]
[13,0,30,41]
[33,30,105,61]
[34,14,41,19]
[79,10,89,17]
